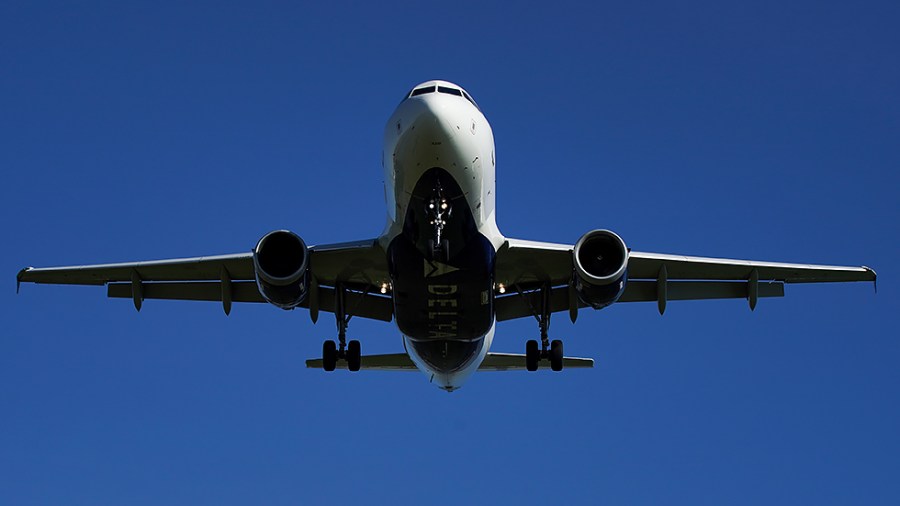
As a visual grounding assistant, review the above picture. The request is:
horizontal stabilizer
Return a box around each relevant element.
[306,353,419,371]
[305,352,594,371]
[478,352,594,371]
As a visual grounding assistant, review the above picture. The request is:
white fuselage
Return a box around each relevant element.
[379,81,505,391]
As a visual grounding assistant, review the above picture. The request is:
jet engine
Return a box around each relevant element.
[572,229,628,309]
[253,230,310,309]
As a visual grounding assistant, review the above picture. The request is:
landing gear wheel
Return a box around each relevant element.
[525,339,539,372]
[347,340,361,372]
[550,339,564,372]
[323,340,337,372]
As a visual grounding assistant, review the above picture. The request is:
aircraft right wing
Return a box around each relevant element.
[494,238,876,321]
[17,238,394,322]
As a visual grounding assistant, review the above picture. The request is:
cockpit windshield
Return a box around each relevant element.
[411,86,434,97]
[403,81,480,110]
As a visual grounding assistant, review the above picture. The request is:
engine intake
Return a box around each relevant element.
[253,230,310,309]
[573,229,628,309]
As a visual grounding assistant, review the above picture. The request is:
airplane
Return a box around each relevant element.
[17,80,877,392]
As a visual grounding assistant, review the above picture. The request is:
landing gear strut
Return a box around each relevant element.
[523,283,564,372]
[426,180,452,262]
[322,283,361,372]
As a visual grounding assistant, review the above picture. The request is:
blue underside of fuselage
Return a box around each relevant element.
[387,167,496,374]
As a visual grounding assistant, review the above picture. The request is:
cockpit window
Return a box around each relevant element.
[438,86,463,96]
[403,84,481,111]
[411,86,435,97]
[462,91,479,109]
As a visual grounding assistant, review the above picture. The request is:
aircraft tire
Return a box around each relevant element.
[347,340,361,372]
[550,340,563,372]
[323,340,337,371]
[525,339,539,371]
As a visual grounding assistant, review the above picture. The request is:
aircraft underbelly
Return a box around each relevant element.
[388,167,496,342]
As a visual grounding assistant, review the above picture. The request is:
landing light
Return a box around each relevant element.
[380,283,390,294]
[497,283,506,294]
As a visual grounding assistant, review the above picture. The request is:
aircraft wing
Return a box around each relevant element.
[494,238,876,321]
[17,239,394,321]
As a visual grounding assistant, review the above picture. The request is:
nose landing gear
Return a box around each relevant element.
[426,181,452,262]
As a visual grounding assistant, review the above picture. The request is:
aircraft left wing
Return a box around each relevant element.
[17,239,394,322]
[494,238,876,321]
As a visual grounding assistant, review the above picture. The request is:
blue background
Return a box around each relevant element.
[2,1,898,504]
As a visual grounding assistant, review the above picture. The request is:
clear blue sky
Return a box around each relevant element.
[2,1,898,504]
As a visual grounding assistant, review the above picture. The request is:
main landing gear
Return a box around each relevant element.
[523,283,564,372]
[322,284,362,372]
[426,180,452,263]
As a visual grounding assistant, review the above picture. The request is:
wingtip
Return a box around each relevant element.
[16,267,31,294]
[862,266,877,293]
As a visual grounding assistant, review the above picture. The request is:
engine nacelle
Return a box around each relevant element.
[253,230,310,309]
[573,229,629,309]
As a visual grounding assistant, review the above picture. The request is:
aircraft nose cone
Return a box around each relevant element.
[405,96,460,143]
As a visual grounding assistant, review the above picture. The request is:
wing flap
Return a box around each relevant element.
[107,282,394,321]
[495,281,786,321]
[619,280,785,302]
[108,281,265,303]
